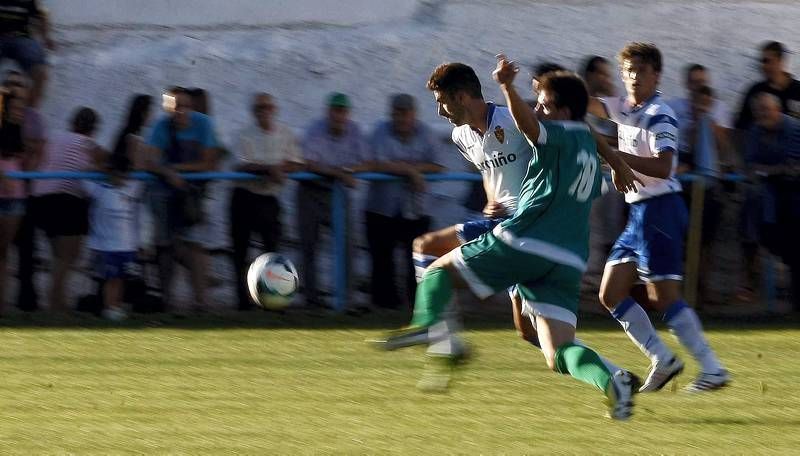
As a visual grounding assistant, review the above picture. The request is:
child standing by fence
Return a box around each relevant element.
[83,152,144,320]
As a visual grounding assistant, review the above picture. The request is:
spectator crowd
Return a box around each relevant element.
[0,1,798,319]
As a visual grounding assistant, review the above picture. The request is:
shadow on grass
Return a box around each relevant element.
[0,307,798,331]
[660,416,800,426]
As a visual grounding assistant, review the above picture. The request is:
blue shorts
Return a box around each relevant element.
[0,37,46,71]
[93,251,140,280]
[455,218,506,243]
[607,192,688,282]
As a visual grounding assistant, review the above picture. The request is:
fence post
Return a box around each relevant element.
[331,181,347,312]
[684,178,705,309]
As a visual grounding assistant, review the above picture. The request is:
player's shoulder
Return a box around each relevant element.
[491,105,521,129]
[642,94,678,129]
[540,120,591,138]
[451,124,468,142]
[450,124,474,152]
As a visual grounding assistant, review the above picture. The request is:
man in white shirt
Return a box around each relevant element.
[589,43,729,393]
[230,93,303,310]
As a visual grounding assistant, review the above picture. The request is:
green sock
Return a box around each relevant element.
[410,267,452,327]
[554,342,614,394]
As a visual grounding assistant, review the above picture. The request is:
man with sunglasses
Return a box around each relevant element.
[229,93,303,311]
[735,41,800,131]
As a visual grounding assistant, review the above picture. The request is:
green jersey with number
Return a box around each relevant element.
[493,120,601,269]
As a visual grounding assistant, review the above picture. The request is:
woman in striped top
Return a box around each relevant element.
[32,107,105,312]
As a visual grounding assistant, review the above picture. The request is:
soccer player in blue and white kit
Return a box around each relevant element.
[589,43,729,392]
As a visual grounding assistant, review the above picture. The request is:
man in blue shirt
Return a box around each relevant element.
[146,86,218,312]
[363,94,442,309]
[742,92,800,310]
[298,92,368,309]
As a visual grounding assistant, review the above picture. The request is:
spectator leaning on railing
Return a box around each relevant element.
[362,93,443,310]
[230,92,303,311]
[298,92,368,309]
[31,107,105,313]
[144,86,218,312]
[675,85,733,303]
[735,41,800,131]
[741,92,800,310]
[82,149,146,322]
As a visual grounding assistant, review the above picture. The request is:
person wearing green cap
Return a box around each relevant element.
[297,92,368,309]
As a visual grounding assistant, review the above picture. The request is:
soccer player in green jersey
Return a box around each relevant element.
[376,55,639,420]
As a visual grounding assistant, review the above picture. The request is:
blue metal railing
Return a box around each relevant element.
[6,171,481,311]
[5,170,769,312]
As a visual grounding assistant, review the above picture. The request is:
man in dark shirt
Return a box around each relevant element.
[735,41,800,131]
[740,92,800,310]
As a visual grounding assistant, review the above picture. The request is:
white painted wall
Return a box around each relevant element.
[42,0,419,27]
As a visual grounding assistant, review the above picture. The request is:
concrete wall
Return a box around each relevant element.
[42,0,419,27]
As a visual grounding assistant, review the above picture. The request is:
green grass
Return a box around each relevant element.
[1,312,799,455]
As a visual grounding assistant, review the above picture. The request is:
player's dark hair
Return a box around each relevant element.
[761,41,786,59]
[533,62,565,80]
[619,42,663,73]
[537,71,589,121]
[581,56,608,79]
[427,63,483,99]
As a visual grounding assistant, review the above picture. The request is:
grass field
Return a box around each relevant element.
[1,311,799,455]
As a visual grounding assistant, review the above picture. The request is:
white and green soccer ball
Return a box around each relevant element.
[247,253,299,310]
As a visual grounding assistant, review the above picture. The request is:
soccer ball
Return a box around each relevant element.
[247,253,299,310]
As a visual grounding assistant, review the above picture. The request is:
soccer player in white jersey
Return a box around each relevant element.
[412,63,531,276]
[589,42,729,393]
[412,62,639,348]
[411,62,538,346]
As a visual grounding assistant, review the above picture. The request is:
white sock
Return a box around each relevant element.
[413,252,438,283]
[664,301,724,373]
[611,297,674,364]
[426,317,462,356]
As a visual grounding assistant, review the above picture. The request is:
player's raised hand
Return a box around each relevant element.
[493,54,519,86]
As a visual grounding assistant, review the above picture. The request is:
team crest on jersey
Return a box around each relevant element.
[493,125,505,143]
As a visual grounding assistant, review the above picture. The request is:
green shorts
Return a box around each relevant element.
[453,230,585,327]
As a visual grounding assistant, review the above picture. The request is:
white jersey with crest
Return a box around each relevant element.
[602,92,682,203]
[451,103,534,214]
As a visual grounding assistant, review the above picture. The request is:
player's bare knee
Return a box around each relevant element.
[544,353,558,372]
[598,286,619,310]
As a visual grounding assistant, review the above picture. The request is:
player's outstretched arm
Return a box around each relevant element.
[590,129,642,193]
[493,54,541,144]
